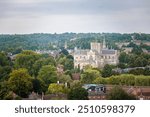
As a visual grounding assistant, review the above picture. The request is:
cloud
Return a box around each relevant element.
[0,0,150,33]
[1,0,150,17]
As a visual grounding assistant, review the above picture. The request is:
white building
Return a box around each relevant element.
[74,40,119,69]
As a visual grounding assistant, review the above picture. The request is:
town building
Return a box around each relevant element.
[73,40,119,69]
[122,47,133,54]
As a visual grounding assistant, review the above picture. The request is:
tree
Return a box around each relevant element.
[0,52,10,66]
[57,74,72,83]
[38,65,57,86]
[117,63,126,69]
[107,86,136,100]
[93,77,109,84]
[60,48,69,55]
[0,66,12,81]
[8,68,33,98]
[14,50,41,76]
[102,64,112,78]
[129,68,144,75]
[33,57,56,77]
[131,46,143,55]
[144,67,150,75]
[47,83,68,94]
[119,52,129,64]
[81,68,100,83]
[134,57,148,67]
[0,81,10,99]
[68,87,88,100]
[57,54,74,71]
[32,78,46,94]
[70,80,82,89]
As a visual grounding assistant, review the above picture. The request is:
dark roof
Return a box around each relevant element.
[72,73,80,80]
[74,50,88,55]
[101,49,116,54]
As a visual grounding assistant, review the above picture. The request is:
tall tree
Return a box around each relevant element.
[119,52,129,64]
[14,50,41,76]
[33,57,56,77]
[81,68,100,83]
[8,68,33,98]
[38,65,57,86]
[68,87,88,100]
[102,64,112,78]
[0,52,9,66]
[47,83,68,94]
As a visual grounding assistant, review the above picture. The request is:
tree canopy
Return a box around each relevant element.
[8,68,33,98]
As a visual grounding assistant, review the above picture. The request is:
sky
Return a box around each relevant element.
[0,0,150,34]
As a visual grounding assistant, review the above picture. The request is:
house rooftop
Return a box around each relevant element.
[101,49,116,54]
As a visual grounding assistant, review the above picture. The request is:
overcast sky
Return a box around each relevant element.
[0,0,150,34]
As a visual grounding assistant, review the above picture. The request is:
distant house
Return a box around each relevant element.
[115,42,130,49]
[106,85,150,100]
[43,94,67,100]
[144,42,150,46]
[83,84,106,100]
[122,47,133,54]
[127,87,150,100]
[142,49,149,54]
[35,50,60,58]
[28,92,42,100]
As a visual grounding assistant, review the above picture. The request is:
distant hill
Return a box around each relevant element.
[0,33,150,53]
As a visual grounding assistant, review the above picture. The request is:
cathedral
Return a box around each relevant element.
[73,39,119,69]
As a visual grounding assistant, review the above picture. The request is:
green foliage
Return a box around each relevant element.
[3,91,22,100]
[58,74,72,83]
[118,52,149,67]
[8,68,33,98]
[107,86,136,100]
[93,77,109,84]
[33,57,56,77]
[68,87,88,100]
[134,57,148,67]
[81,68,100,83]
[70,80,82,89]
[32,78,46,94]
[119,52,130,64]
[47,83,68,94]
[0,66,12,81]
[102,64,112,78]
[14,50,41,76]
[0,33,149,52]
[57,54,74,71]
[129,68,145,75]
[38,65,57,86]
[0,52,10,66]
[0,81,10,99]
[93,74,150,86]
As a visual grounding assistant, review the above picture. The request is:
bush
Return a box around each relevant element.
[68,87,88,100]
[107,86,136,100]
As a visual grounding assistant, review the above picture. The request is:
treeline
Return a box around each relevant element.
[1,33,150,53]
[79,66,150,86]
[93,74,150,86]
[118,52,150,68]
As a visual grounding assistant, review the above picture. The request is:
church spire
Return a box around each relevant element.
[103,36,106,49]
